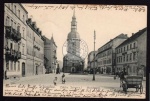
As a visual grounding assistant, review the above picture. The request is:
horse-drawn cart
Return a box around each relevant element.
[122,75,143,94]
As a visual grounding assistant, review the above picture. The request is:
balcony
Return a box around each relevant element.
[5,47,11,60]
[16,31,21,42]
[5,26,13,39]
[17,51,21,59]
[5,48,21,61]
[5,26,21,42]
[12,28,17,39]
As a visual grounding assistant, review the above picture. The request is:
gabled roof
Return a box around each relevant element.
[98,33,128,51]
[116,27,147,48]
[51,35,57,47]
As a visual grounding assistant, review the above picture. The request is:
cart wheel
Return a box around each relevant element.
[140,85,143,94]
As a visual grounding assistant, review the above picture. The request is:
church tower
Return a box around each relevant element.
[63,10,84,73]
[67,10,80,56]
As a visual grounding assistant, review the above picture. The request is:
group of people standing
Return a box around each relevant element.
[53,73,66,86]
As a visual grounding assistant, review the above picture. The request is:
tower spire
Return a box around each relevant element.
[71,8,77,31]
[73,8,75,18]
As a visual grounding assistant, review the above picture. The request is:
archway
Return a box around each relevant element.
[22,62,25,77]
[71,67,76,73]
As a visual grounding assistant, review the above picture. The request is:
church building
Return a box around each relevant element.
[63,11,84,73]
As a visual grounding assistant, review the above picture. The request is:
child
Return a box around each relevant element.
[62,73,65,84]
[53,77,57,86]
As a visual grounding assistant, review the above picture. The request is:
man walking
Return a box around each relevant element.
[120,70,125,87]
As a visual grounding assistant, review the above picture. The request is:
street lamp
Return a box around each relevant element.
[93,30,96,81]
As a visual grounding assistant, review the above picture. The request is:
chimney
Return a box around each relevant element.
[28,18,32,24]
[132,33,134,36]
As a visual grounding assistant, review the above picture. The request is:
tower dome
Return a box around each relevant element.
[67,31,80,39]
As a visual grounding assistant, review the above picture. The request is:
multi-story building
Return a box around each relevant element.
[87,51,97,73]
[43,35,57,73]
[26,18,45,76]
[96,34,128,74]
[116,28,147,77]
[4,3,28,79]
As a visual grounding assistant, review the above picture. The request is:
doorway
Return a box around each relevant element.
[22,62,25,77]
[36,66,38,75]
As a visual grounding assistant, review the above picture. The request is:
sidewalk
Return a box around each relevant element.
[97,74,146,81]
[3,73,51,84]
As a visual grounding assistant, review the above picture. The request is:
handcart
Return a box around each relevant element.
[122,75,143,94]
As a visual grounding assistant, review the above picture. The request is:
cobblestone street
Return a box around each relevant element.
[4,73,146,98]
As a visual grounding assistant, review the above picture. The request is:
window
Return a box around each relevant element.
[127,45,129,50]
[18,10,20,18]
[14,62,16,71]
[130,44,132,49]
[17,24,20,32]
[23,15,25,22]
[6,16,10,26]
[130,53,132,61]
[18,61,20,71]
[120,56,122,63]
[117,57,118,63]
[22,45,24,55]
[126,54,128,62]
[11,20,13,27]
[14,5,16,14]
[133,52,136,60]
[14,22,16,29]
[124,47,125,51]
[23,28,25,38]
[124,55,125,62]
[134,42,136,48]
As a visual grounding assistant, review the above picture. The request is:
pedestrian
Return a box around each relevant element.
[5,69,7,80]
[62,73,65,84]
[115,71,118,78]
[53,77,57,86]
[120,70,125,87]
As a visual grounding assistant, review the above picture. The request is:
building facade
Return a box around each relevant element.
[63,11,84,73]
[26,18,45,76]
[96,34,128,74]
[43,35,57,73]
[116,28,147,77]
[87,51,97,73]
[4,3,28,79]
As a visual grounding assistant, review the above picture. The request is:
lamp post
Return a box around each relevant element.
[93,30,96,81]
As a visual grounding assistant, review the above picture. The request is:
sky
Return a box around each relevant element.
[22,4,147,68]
